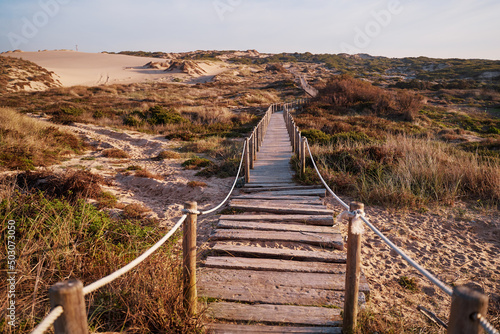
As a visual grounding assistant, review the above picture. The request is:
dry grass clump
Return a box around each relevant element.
[182,157,212,170]
[0,178,203,333]
[134,169,163,180]
[312,74,423,119]
[102,148,130,159]
[15,169,109,202]
[301,135,500,208]
[0,108,85,170]
[122,203,150,219]
[187,181,207,188]
[153,150,181,160]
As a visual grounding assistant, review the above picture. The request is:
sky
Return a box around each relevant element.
[0,0,499,60]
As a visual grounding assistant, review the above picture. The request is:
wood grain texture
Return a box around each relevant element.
[206,323,342,333]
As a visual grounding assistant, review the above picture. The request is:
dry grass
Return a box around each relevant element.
[0,177,205,333]
[102,148,130,159]
[134,169,163,180]
[0,108,86,170]
[303,135,500,208]
[122,203,150,219]
[187,181,207,188]
[153,150,181,160]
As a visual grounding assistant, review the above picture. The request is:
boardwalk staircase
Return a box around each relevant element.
[199,111,370,333]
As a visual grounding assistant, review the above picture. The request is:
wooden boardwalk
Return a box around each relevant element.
[200,111,369,333]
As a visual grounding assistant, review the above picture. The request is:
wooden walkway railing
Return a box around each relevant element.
[31,99,498,334]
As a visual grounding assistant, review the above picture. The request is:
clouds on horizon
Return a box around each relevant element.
[0,0,499,59]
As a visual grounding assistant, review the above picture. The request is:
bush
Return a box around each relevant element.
[301,129,331,145]
[102,148,129,159]
[182,157,212,169]
[147,106,186,125]
[153,150,181,160]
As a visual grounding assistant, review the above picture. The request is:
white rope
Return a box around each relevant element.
[182,208,201,215]
[200,140,246,215]
[30,306,64,334]
[338,209,366,235]
[475,313,500,334]
[303,132,454,296]
[83,214,187,295]
[304,139,349,210]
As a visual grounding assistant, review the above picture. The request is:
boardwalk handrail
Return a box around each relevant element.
[30,103,277,334]
[283,104,499,334]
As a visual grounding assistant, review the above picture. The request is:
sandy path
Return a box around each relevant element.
[326,197,500,331]
[50,121,232,231]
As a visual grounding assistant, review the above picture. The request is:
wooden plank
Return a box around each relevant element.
[229,202,333,215]
[212,243,346,263]
[211,230,343,249]
[219,214,333,226]
[241,189,326,197]
[217,221,339,234]
[243,185,323,191]
[199,268,370,293]
[206,323,341,333]
[230,199,324,206]
[232,195,323,203]
[207,302,342,326]
[204,257,346,273]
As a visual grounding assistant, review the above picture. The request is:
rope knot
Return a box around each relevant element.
[337,209,366,235]
[181,208,201,215]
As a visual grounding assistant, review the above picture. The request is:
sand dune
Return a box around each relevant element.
[5,51,227,87]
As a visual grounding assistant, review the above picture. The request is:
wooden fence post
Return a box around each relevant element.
[49,279,88,334]
[300,137,306,176]
[244,138,250,183]
[447,286,488,334]
[183,201,197,316]
[250,134,255,169]
[343,202,364,334]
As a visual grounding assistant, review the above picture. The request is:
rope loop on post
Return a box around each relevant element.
[181,208,201,215]
[337,209,366,235]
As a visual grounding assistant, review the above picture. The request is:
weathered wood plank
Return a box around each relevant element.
[210,229,343,249]
[243,185,323,191]
[204,256,346,273]
[206,323,342,333]
[199,268,370,293]
[219,214,334,226]
[229,202,333,215]
[230,199,324,206]
[212,243,346,263]
[232,195,323,203]
[217,221,339,234]
[241,189,326,197]
[207,302,342,326]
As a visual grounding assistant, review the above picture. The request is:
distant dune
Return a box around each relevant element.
[3,51,227,87]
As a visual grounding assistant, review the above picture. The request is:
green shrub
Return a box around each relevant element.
[182,156,212,169]
[301,129,331,145]
[148,106,186,125]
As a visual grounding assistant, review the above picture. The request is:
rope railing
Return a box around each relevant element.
[30,102,277,334]
[283,104,499,334]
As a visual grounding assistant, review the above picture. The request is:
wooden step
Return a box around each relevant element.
[204,257,346,273]
[230,199,324,206]
[207,302,342,327]
[232,195,324,204]
[217,221,339,234]
[212,244,346,263]
[240,188,326,197]
[199,268,370,293]
[243,185,323,192]
[210,229,343,249]
[229,202,333,215]
[219,214,333,225]
[206,323,341,333]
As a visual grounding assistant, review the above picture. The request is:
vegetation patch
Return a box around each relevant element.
[102,148,130,159]
[182,156,212,169]
[398,276,419,292]
[187,181,207,188]
[153,150,181,160]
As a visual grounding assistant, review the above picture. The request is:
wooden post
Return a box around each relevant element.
[49,279,88,334]
[256,125,260,152]
[250,134,254,169]
[343,202,364,334]
[253,131,257,162]
[301,137,306,176]
[183,201,197,316]
[447,286,489,334]
[244,138,250,183]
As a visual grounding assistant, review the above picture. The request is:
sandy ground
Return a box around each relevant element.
[42,119,233,229]
[5,51,228,86]
[325,196,500,331]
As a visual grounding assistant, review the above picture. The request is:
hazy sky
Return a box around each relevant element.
[1,0,499,59]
